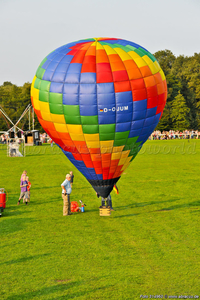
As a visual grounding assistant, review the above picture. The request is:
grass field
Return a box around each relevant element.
[0,139,199,300]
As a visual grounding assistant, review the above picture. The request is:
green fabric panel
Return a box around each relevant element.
[99,124,115,134]
[49,92,62,104]
[34,78,41,89]
[64,115,81,125]
[134,48,146,58]
[40,57,47,68]
[99,133,115,141]
[115,131,129,140]
[126,136,139,146]
[82,125,99,134]
[81,115,98,125]
[36,67,45,80]
[113,139,127,147]
[40,80,51,92]
[63,105,80,117]
[146,52,157,63]
[39,91,49,102]
[126,45,137,51]
[49,103,64,115]
[129,144,142,157]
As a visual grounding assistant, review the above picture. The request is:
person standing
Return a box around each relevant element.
[69,171,74,188]
[61,174,72,216]
[18,175,28,205]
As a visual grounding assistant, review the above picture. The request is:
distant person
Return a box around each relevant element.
[21,170,27,180]
[26,176,31,203]
[61,174,72,216]
[69,171,74,188]
[18,175,28,205]
[101,194,114,211]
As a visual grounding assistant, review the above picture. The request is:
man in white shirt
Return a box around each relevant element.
[61,174,72,216]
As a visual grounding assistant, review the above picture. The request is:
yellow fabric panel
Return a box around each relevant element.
[111,152,121,160]
[96,42,104,50]
[103,45,117,55]
[41,111,52,122]
[148,62,159,75]
[159,69,166,81]
[31,76,37,88]
[69,133,85,141]
[127,51,141,60]
[112,146,124,153]
[100,140,114,154]
[113,48,131,61]
[31,87,39,101]
[121,161,131,171]
[84,133,99,142]
[154,60,161,71]
[134,57,147,68]
[39,101,50,113]
[54,123,68,133]
[32,97,40,110]
[50,114,66,124]
[118,157,127,166]
[142,55,153,66]
[67,124,83,135]
[120,150,130,158]
[87,141,100,148]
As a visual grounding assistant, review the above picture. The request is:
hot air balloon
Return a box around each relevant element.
[31,38,167,198]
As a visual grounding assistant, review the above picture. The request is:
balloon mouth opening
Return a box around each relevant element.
[88,177,120,198]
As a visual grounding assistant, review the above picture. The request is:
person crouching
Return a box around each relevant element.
[61,174,72,216]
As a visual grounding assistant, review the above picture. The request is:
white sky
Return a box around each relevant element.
[0,0,199,86]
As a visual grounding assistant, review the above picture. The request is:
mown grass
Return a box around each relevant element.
[0,139,199,299]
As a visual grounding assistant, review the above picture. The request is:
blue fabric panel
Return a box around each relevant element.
[42,70,54,81]
[46,61,59,72]
[63,84,79,94]
[116,111,132,123]
[115,91,132,104]
[132,110,146,121]
[79,105,97,116]
[133,99,147,111]
[97,93,115,105]
[87,168,98,180]
[80,84,96,94]
[67,63,82,73]
[57,48,72,55]
[46,52,58,60]
[56,63,70,73]
[65,72,80,84]
[115,122,131,132]
[80,73,96,84]
[52,72,66,83]
[154,112,161,123]
[98,109,116,124]
[97,83,115,94]
[96,174,103,180]
[50,82,64,93]
[146,107,157,118]
[131,119,145,130]
[41,60,51,69]
[128,129,142,138]
[61,55,74,64]
[54,53,66,62]
[63,93,79,105]
[144,116,155,127]
[79,93,97,105]
[141,124,155,135]
[137,133,151,143]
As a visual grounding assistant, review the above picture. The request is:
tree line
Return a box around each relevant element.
[0,49,200,132]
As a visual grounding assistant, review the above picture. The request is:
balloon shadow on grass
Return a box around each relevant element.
[5,281,115,300]
[1,253,51,266]
[0,217,36,236]
[158,200,200,211]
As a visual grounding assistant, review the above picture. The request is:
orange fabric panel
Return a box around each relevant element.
[91,153,101,161]
[88,148,101,154]
[57,132,71,141]
[110,61,125,71]
[73,141,89,154]
[147,96,158,109]
[154,72,163,84]
[72,153,82,161]
[140,65,152,77]
[96,49,109,63]
[130,78,146,90]
[71,50,87,63]
[114,81,131,93]
[144,75,156,88]
[81,63,96,73]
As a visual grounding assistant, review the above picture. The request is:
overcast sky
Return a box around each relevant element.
[0,0,199,86]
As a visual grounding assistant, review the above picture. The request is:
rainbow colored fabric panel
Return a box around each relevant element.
[31,38,167,188]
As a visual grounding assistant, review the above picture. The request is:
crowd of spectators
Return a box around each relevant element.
[0,132,52,144]
[150,130,200,140]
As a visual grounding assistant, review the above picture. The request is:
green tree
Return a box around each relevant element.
[171,92,190,131]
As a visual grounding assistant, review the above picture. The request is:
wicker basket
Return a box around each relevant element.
[99,206,111,216]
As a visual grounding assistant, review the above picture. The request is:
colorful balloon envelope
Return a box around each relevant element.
[31,38,167,197]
